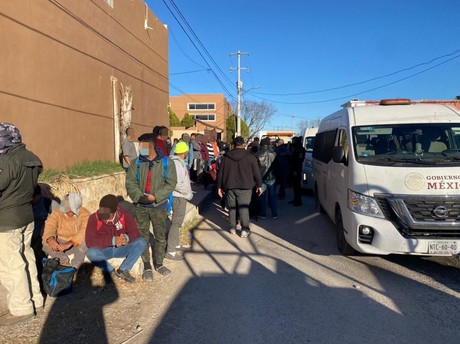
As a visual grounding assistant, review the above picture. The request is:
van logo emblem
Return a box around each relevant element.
[433,206,449,218]
[404,173,425,191]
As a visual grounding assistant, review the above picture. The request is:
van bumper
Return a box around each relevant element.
[344,211,460,256]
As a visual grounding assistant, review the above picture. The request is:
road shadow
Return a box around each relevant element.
[39,263,119,344]
[148,195,460,344]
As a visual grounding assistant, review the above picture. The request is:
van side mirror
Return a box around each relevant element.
[333,146,345,163]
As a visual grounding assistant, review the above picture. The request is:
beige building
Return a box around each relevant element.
[0,0,169,168]
[169,94,233,142]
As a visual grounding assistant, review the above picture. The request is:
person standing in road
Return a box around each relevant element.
[255,138,279,219]
[165,142,193,260]
[0,123,44,326]
[274,138,289,200]
[289,136,306,207]
[121,127,138,172]
[217,136,263,238]
[126,133,177,279]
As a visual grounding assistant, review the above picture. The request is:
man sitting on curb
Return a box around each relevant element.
[166,141,193,261]
[42,193,90,269]
[85,194,147,283]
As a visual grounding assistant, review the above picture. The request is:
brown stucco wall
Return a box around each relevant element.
[0,0,169,168]
[169,94,232,142]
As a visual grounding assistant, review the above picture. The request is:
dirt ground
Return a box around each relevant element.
[0,227,196,344]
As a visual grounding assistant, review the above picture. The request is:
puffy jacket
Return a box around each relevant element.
[255,146,278,184]
[42,207,91,246]
[85,207,140,248]
[217,148,262,190]
[125,155,177,206]
[0,144,42,231]
[170,156,193,200]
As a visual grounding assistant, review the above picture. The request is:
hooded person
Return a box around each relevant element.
[42,193,91,269]
[0,122,44,326]
[217,136,263,238]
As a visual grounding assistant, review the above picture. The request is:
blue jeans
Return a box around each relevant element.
[86,237,147,273]
[260,182,278,217]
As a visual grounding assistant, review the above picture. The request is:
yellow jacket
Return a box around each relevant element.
[42,208,90,246]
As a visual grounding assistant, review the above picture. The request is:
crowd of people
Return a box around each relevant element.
[217,135,306,238]
[0,122,196,326]
[0,120,306,326]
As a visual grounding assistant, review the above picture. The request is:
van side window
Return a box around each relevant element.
[313,129,336,163]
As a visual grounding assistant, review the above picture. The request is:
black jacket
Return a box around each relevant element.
[0,144,42,231]
[217,148,262,190]
[255,146,278,184]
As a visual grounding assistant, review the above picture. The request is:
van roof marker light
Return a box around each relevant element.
[379,99,412,106]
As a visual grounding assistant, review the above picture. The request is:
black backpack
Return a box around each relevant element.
[42,258,77,297]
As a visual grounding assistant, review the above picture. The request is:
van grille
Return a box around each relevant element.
[374,194,460,238]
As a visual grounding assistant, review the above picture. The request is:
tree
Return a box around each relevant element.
[168,106,181,127]
[297,119,321,133]
[181,113,195,128]
[226,115,249,141]
[237,100,276,140]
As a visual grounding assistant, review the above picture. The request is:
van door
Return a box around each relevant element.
[332,129,349,212]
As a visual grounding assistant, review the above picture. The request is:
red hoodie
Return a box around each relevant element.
[85,207,140,249]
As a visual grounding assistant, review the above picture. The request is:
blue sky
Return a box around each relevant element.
[148,0,460,132]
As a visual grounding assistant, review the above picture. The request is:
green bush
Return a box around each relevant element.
[39,160,124,183]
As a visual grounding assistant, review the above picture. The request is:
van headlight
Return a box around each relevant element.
[348,190,384,218]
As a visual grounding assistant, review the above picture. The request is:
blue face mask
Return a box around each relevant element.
[139,148,149,156]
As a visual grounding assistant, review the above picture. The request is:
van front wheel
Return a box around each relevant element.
[335,210,356,256]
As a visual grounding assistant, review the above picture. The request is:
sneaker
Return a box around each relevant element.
[175,244,191,251]
[115,269,135,283]
[0,312,34,326]
[155,265,171,276]
[142,269,153,281]
[259,215,266,219]
[241,230,250,238]
[229,228,236,235]
[273,216,278,219]
[165,252,184,261]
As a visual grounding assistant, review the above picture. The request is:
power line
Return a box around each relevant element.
[169,27,207,69]
[161,0,234,99]
[253,48,460,96]
[249,53,460,105]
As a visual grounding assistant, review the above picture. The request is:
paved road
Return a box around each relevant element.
[147,191,460,344]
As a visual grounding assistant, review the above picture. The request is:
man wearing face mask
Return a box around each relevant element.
[42,193,90,269]
[126,133,177,280]
[85,194,147,283]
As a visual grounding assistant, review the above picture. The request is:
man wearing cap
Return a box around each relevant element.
[0,123,44,326]
[171,133,194,169]
[85,194,147,283]
[126,133,177,279]
[42,193,90,268]
[217,136,263,238]
[166,141,193,260]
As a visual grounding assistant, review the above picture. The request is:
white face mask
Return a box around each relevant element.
[139,147,149,156]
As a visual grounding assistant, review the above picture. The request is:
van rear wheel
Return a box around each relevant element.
[335,209,356,256]
[314,185,325,214]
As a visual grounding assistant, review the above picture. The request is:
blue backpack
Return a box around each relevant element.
[136,156,173,214]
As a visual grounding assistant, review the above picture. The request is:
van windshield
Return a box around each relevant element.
[352,124,460,166]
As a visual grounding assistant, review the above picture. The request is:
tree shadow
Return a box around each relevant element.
[39,263,119,344]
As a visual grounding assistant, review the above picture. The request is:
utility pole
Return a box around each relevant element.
[230,51,249,137]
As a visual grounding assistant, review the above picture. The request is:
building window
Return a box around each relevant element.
[103,0,114,8]
[191,114,216,121]
[188,103,216,111]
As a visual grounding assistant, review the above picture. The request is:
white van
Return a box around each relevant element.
[313,99,460,256]
[300,127,318,191]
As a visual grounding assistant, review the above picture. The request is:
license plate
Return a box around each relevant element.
[428,241,459,255]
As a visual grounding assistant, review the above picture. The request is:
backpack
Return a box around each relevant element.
[42,258,77,297]
[136,156,173,215]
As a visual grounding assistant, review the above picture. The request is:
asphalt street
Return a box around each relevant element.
[143,190,460,344]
